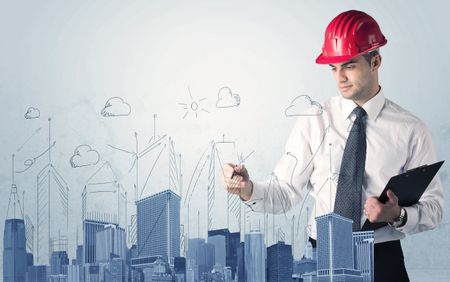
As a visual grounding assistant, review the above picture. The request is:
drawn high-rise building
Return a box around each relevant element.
[35,120,70,265]
[4,160,28,282]
[208,234,226,267]
[353,231,375,282]
[107,257,127,282]
[96,224,127,262]
[76,245,83,265]
[174,256,187,282]
[236,242,245,282]
[49,251,69,275]
[187,238,215,281]
[26,265,48,282]
[316,213,362,282]
[207,229,240,277]
[3,218,27,282]
[67,264,83,282]
[244,231,265,282]
[136,189,180,260]
[83,219,117,264]
[267,241,293,282]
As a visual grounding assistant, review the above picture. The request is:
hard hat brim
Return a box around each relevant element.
[315,53,359,65]
[315,41,387,65]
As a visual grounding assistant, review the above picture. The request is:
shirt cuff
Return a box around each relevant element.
[396,206,418,233]
[242,181,267,212]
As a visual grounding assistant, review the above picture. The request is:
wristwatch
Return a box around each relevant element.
[389,207,407,228]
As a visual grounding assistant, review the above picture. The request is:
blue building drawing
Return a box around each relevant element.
[267,241,293,282]
[316,213,363,282]
[136,189,181,260]
[3,218,27,282]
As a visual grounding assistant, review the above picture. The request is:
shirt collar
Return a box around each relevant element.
[341,89,386,121]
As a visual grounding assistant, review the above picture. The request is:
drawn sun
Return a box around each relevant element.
[178,88,209,119]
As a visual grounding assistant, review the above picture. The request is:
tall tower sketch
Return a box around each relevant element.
[108,131,166,202]
[3,154,27,282]
[168,137,183,201]
[36,118,69,264]
[81,161,127,231]
[108,129,167,246]
[136,189,181,260]
[6,155,24,222]
[184,135,246,236]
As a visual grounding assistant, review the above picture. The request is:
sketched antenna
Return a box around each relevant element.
[6,154,25,220]
[36,118,69,264]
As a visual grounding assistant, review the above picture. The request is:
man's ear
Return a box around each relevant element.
[372,55,382,71]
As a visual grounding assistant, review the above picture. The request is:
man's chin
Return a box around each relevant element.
[339,92,355,100]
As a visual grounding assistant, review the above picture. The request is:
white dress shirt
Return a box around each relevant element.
[247,90,444,243]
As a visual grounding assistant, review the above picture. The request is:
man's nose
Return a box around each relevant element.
[336,69,347,82]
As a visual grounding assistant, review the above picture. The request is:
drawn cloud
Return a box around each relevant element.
[24,107,40,119]
[101,97,131,117]
[216,87,241,108]
[70,145,100,168]
[284,95,323,117]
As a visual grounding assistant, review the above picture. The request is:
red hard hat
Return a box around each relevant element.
[316,10,387,64]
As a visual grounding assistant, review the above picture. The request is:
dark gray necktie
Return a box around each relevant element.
[334,106,367,231]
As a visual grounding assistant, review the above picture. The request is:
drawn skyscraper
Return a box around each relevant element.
[49,250,69,276]
[208,229,240,277]
[187,238,215,280]
[83,218,117,264]
[353,231,375,282]
[3,219,27,282]
[316,213,363,282]
[208,234,226,267]
[96,224,127,263]
[244,230,265,282]
[3,155,27,282]
[137,189,180,260]
[267,241,293,282]
[36,118,69,264]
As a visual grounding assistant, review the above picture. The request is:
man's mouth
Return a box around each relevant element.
[340,85,352,91]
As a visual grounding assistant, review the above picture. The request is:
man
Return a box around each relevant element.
[221,10,443,281]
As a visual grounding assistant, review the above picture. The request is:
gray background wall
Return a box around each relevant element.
[1,1,449,280]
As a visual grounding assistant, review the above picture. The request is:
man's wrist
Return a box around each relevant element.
[389,207,407,228]
[239,181,253,201]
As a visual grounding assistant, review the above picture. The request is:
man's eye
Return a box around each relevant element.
[346,65,355,69]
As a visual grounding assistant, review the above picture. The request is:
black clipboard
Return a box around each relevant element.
[361,160,444,231]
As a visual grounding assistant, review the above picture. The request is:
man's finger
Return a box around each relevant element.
[386,189,398,203]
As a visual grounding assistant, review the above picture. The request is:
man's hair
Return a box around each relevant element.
[362,49,380,65]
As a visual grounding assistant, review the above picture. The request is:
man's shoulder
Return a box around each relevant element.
[383,98,428,132]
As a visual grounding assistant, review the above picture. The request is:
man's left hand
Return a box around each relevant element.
[364,189,401,223]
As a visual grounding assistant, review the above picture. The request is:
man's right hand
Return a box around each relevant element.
[221,163,253,201]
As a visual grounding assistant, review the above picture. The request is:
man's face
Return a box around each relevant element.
[329,55,373,102]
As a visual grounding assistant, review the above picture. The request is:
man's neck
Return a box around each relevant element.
[354,85,381,106]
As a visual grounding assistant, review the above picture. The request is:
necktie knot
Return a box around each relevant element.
[353,106,367,120]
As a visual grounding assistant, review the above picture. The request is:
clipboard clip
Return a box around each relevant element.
[406,164,428,173]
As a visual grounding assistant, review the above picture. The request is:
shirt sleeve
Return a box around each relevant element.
[397,121,444,234]
[243,116,317,214]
